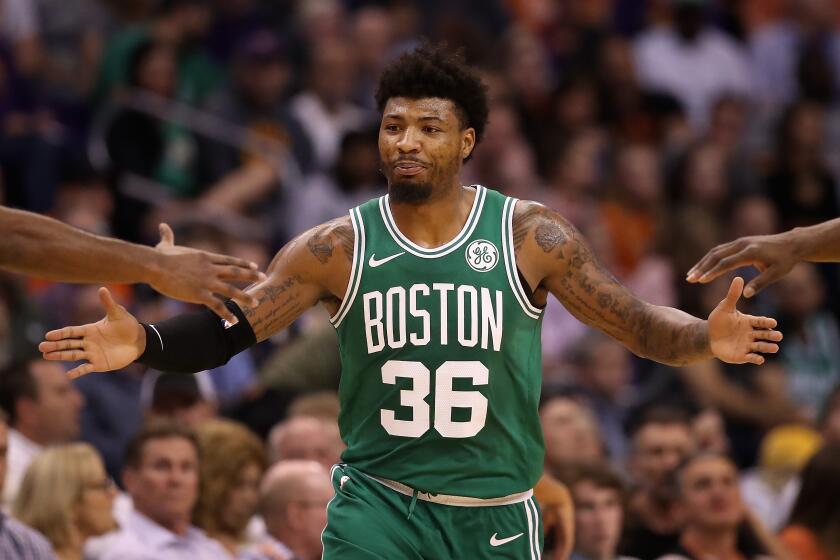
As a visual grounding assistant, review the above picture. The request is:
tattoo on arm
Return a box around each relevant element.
[307,219,354,264]
[514,203,709,365]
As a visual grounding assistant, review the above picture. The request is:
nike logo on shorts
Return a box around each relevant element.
[368,252,405,268]
[490,532,523,547]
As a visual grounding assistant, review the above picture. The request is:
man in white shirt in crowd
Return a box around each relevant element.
[267,415,342,471]
[0,358,84,505]
[242,460,333,560]
[87,421,230,560]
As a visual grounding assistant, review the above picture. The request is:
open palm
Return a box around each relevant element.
[708,277,783,365]
[39,288,145,378]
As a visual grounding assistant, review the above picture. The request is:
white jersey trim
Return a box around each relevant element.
[330,207,365,328]
[501,197,542,319]
[379,185,486,258]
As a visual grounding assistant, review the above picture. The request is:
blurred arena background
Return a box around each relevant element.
[1,0,840,559]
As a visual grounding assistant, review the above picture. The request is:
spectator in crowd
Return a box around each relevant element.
[659,453,779,559]
[779,444,840,560]
[0,359,84,505]
[634,0,753,129]
[87,421,230,560]
[818,384,840,444]
[772,263,840,418]
[288,39,370,170]
[145,371,218,427]
[242,460,332,560]
[740,424,822,531]
[565,462,638,560]
[622,407,696,558]
[0,408,57,559]
[287,391,341,422]
[539,393,604,478]
[193,419,267,556]
[13,443,117,560]
[267,415,342,471]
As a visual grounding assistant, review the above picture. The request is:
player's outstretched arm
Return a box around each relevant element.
[687,217,840,297]
[38,217,354,378]
[0,206,264,323]
[513,202,783,367]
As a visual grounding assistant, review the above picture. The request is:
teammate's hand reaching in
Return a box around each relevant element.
[707,277,782,365]
[151,223,265,322]
[687,232,801,298]
[39,288,146,379]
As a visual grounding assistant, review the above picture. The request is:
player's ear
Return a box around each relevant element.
[461,128,476,160]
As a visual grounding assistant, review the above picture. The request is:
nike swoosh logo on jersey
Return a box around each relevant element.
[489,533,524,547]
[368,252,405,268]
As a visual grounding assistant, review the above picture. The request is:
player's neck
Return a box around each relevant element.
[389,182,475,249]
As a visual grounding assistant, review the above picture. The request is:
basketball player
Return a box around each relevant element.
[688,217,840,297]
[0,206,262,322]
[40,45,782,559]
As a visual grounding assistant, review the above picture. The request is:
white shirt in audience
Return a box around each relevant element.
[85,508,232,560]
[4,429,43,506]
[239,535,295,560]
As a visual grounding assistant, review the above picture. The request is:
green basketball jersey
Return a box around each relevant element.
[330,186,545,498]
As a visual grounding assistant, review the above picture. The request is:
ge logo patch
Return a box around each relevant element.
[465,239,499,272]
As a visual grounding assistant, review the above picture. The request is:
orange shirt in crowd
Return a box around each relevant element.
[778,525,830,560]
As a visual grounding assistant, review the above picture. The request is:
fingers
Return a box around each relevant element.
[750,341,779,354]
[157,223,175,248]
[744,353,765,365]
[67,363,96,379]
[687,242,743,282]
[743,265,784,298]
[39,339,85,353]
[203,296,239,325]
[98,287,123,320]
[719,276,745,311]
[41,349,89,362]
[44,325,88,341]
[213,264,265,284]
[210,280,260,307]
[750,316,777,330]
[753,328,783,343]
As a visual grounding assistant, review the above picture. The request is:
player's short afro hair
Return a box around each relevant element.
[375,43,489,149]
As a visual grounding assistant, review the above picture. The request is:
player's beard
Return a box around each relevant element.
[389,180,433,204]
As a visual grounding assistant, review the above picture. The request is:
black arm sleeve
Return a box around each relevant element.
[137,300,257,373]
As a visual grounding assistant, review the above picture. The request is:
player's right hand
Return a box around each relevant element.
[38,287,145,379]
[686,232,800,297]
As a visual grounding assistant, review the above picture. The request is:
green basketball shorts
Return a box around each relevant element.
[321,464,544,559]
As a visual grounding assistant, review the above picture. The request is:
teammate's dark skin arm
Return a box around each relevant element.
[38,217,355,376]
[512,202,783,366]
[0,206,264,322]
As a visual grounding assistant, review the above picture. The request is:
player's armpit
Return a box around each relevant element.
[512,201,711,366]
[235,216,355,342]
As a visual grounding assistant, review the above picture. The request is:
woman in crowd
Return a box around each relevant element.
[193,419,268,556]
[779,444,840,560]
[13,443,117,560]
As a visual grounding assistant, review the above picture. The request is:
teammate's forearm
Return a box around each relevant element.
[0,207,164,284]
[788,218,840,262]
[630,304,711,366]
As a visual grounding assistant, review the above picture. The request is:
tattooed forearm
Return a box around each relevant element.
[514,202,711,365]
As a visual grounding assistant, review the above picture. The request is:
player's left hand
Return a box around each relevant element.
[707,277,783,365]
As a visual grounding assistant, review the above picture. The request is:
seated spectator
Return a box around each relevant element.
[740,425,822,531]
[0,358,85,505]
[193,419,267,556]
[658,453,778,560]
[86,421,230,560]
[13,443,117,560]
[564,462,638,560]
[242,460,332,560]
[539,393,604,477]
[779,444,840,560]
[267,415,342,470]
[144,371,218,427]
[0,408,57,559]
[287,391,341,422]
[621,407,696,559]
[818,384,840,445]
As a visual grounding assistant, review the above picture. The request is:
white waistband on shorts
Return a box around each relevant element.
[363,473,534,507]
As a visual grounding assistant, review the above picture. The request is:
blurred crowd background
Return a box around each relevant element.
[2,0,840,558]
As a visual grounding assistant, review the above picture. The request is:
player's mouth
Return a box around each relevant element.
[394,160,427,176]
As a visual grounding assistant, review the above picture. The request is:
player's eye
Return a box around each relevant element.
[424,127,440,133]
[384,124,400,132]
